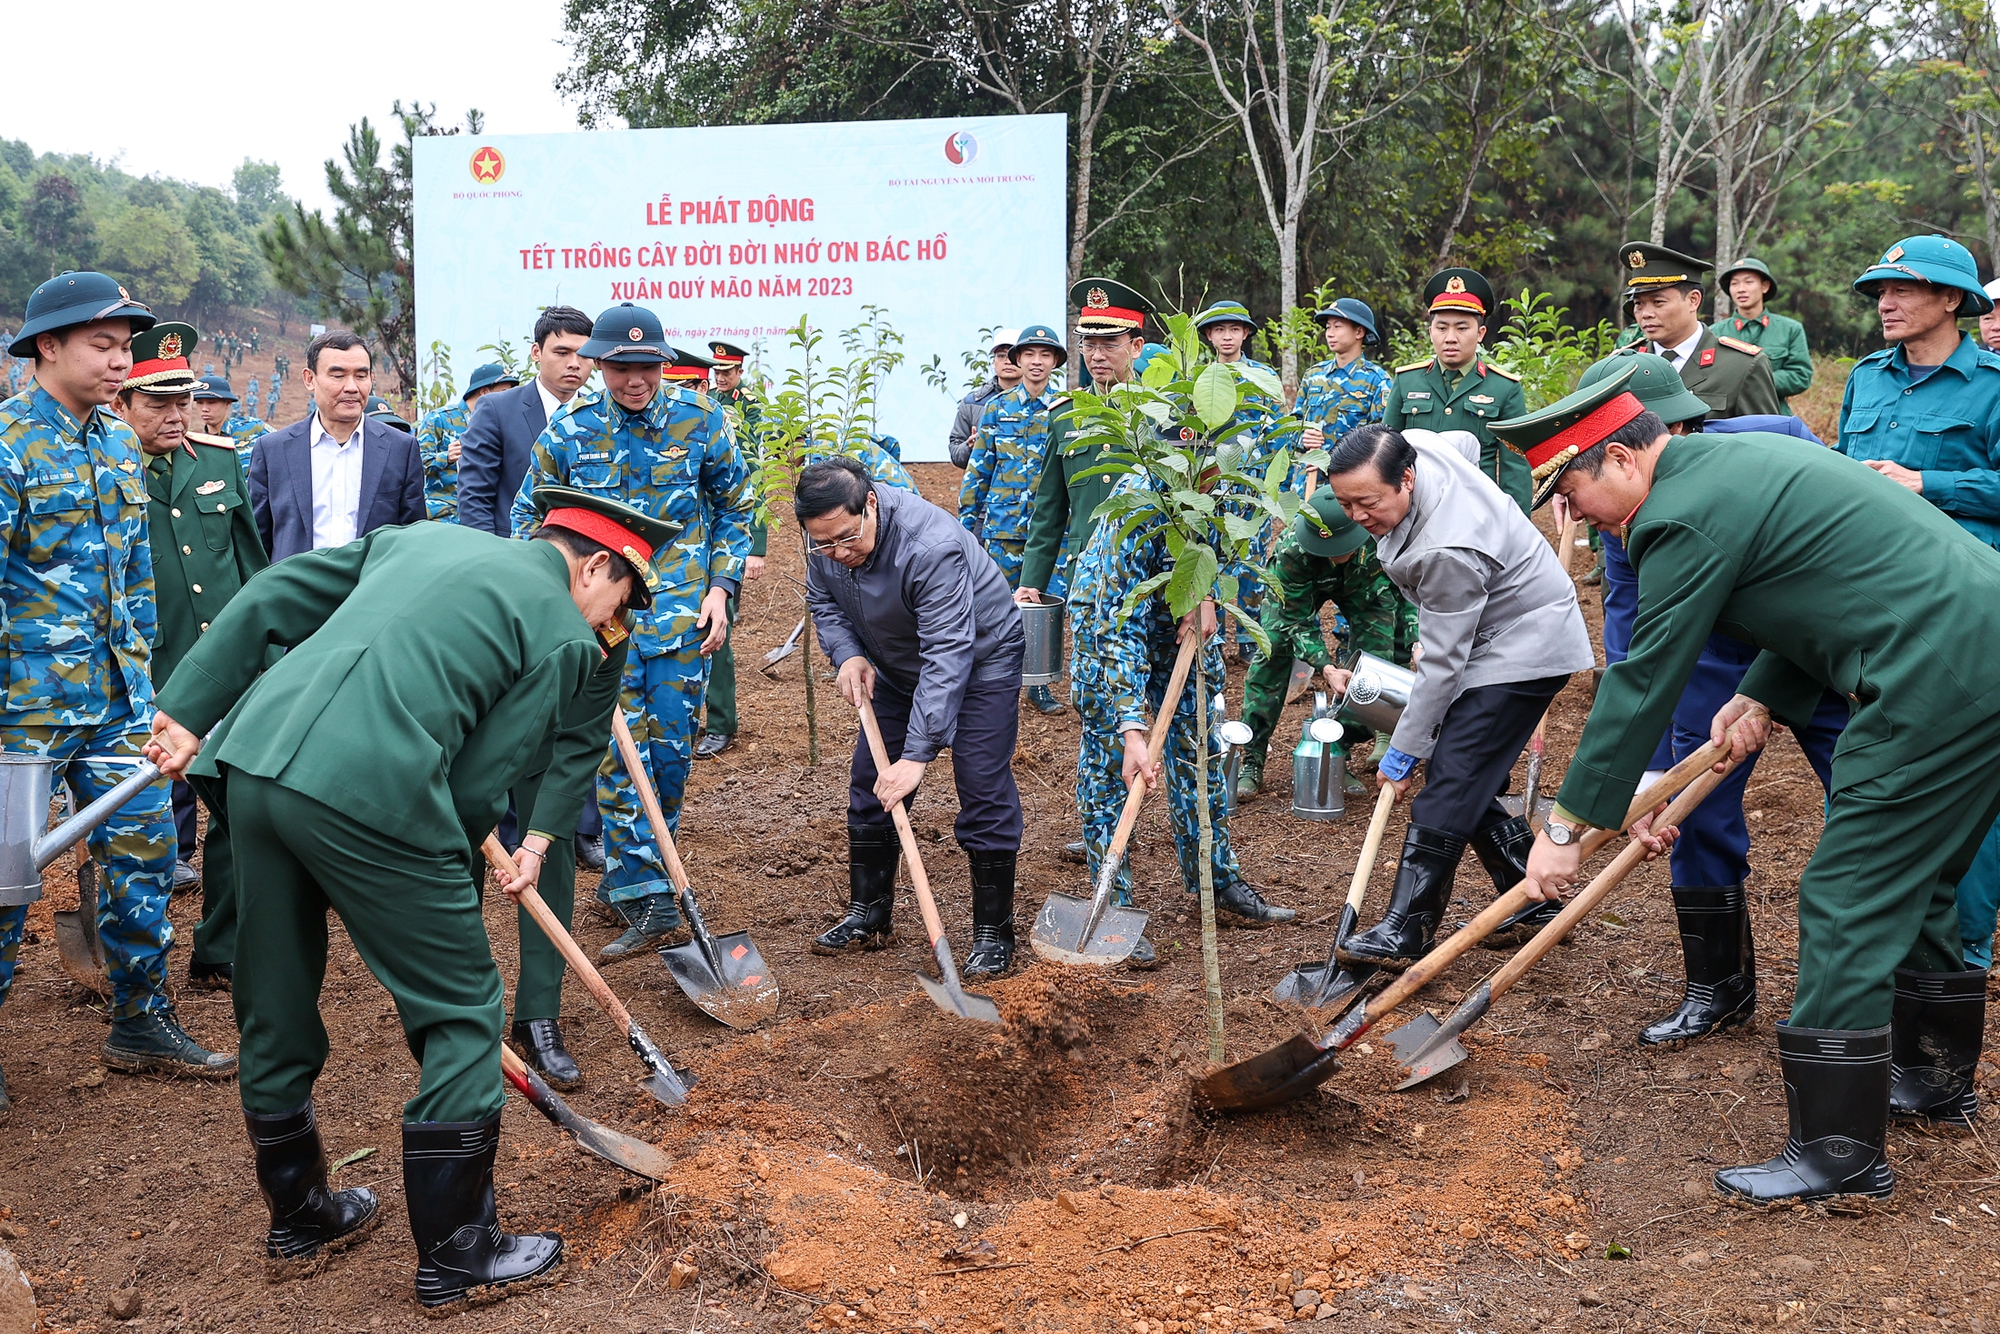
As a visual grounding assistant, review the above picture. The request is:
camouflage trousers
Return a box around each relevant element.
[1072,646,1245,906]
[0,713,176,1018]
[596,645,708,908]
[984,536,1067,599]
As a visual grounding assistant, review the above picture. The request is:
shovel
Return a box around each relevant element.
[1030,634,1199,967]
[1194,740,1728,1112]
[1500,712,1556,825]
[481,836,695,1107]
[758,618,807,679]
[53,857,111,997]
[500,1041,674,1181]
[1271,782,1396,1011]
[855,696,1000,1024]
[609,712,779,1028]
[1393,750,1742,1089]
[1556,513,1582,577]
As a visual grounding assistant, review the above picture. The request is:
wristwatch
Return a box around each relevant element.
[1544,818,1579,847]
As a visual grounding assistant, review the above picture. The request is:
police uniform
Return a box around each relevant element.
[508,306,754,960]
[698,340,762,757]
[1610,242,1784,418]
[1383,269,1530,512]
[1295,297,1393,476]
[1713,258,1814,401]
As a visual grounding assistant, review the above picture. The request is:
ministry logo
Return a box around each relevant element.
[469,146,506,185]
[944,131,979,166]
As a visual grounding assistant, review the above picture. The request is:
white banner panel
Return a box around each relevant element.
[412,114,1067,463]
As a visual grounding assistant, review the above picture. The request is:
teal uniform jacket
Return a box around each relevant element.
[144,432,268,685]
[1835,332,2000,550]
[1614,328,1784,419]
[1382,355,1530,512]
[1712,310,1813,400]
[1020,397,1106,596]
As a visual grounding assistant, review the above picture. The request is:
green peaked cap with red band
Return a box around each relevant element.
[1489,362,1644,510]
[531,484,684,609]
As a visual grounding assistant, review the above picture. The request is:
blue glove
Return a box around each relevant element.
[1378,746,1419,782]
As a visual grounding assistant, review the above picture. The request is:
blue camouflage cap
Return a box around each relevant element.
[581,302,672,363]
[462,362,520,401]
[192,375,237,402]
[1008,323,1067,361]
[8,271,156,356]
[1853,235,1995,316]
[1315,297,1380,345]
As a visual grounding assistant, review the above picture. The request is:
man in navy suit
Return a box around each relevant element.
[248,332,425,560]
[456,307,596,536]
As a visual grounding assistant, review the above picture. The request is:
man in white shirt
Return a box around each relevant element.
[456,307,598,535]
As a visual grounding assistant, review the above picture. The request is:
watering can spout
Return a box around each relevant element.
[31,761,164,872]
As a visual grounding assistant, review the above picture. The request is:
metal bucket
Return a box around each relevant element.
[1292,714,1346,822]
[1217,720,1253,815]
[1342,651,1415,736]
[1020,598,1067,686]
[0,753,164,907]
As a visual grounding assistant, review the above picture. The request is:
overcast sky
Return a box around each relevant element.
[6,0,585,212]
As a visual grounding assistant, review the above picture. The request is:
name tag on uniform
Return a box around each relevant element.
[1470,394,1494,404]
[196,480,226,495]
[577,451,611,462]
[1404,391,1432,401]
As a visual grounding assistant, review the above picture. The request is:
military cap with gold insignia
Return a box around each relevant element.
[8,270,155,356]
[1070,276,1152,335]
[530,483,684,609]
[1618,241,1709,298]
[1488,362,1644,509]
[1423,268,1495,319]
[123,322,203,395]
[1292,489,1370,559]
[663,343,718,383]
[707,339,748,365]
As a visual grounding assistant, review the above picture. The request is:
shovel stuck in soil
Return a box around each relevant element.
[610,713,779,1028]
[500,1042,674,1181]
[1271,783,1396,1012]
[758,619,807,679]
[53,858,111,997]
[1031,635,1198,968]
[1500,711,1556,825]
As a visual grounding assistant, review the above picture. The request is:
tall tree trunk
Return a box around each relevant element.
[1971,110,2000,271]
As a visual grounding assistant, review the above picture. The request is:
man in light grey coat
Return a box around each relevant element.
[1326,425,1594,969]
[796,457,1028,977]
[947,329,1023,468]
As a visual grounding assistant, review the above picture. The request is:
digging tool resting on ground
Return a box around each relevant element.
[499,1043,673,1181]
[1272,783,1397,1010]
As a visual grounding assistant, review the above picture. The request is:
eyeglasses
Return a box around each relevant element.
[805,524,868,556]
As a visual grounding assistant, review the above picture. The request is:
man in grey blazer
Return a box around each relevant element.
[249,332,426,560]
[456,307,596,535]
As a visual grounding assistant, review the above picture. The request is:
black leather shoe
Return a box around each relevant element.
[1215,881,1297,926]
[1026,684,1067,715]
[104,1006,237,1078]
[962,850,1018,979]
[813,825,898,954]
[1123,935,1158,971]
[510,1018,582,1091]
[694,731,732,759]
[248,1100,380,1276]
[1338,826,1466,969]
[1639,885,1756,1046]
[1715,1023,1894,1204]
[405,1118,562,1308]
[576,835,605,871]
[1889,966,1987,1125]
[1470,815,1558,947]
[189,958,234,991]
[598,893,685,962]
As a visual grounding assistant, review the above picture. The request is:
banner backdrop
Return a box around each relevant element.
[412,114,1067,464]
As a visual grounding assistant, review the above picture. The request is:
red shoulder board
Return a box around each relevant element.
[1699,348,1716,367]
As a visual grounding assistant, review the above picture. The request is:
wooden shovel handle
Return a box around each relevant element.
[854,696,949,951]
[610,711,693,893]
[482,834,635,1035]
[1557,515,1581,576]
[1100,632,1203,875]
[1342,784,1398,913]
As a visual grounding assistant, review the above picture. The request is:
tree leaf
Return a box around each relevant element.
[1235,360,1283,399]
[1192,363,1237,432]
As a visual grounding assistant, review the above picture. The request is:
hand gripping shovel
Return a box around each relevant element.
[1194,740,1729,1112]
[499,1042,674,1181]
[481,836,695,1107]
[1030,634,1199,967]
[856,696,1000,1025]
[1271,783,1397,1011]
[1392,748,1743,1089]
[609,712,780,1028]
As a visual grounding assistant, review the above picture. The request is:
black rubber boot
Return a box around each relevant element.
[813,825,898,954]
[405,1117,562,1309]
[1337,826,1467,969]
[247,1099,380,1276]
[1215,881,1298,926]
[1472,815,1559,947]
[694,731,733,759]
[962,850,1018,980]
[598,892,686,962]
[189,958,234,991]
[103,1006,238,1078]
[1638,885,1756,1046]
[1714,1023,1894,1204]
[510,1019,582,1092]
[1889,966,1988,1126]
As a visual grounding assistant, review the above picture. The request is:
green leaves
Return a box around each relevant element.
[1192,362,1239,431]
[1164,542,1219,619]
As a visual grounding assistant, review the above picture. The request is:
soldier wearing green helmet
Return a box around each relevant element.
[1713,257,1814,401]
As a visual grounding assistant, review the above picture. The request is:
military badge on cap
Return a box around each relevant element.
[628,326,644,341]
[1884,244,1905,262]
[1087,288,1108,308]
[1069,276,1153,335]
[124,321,203,395]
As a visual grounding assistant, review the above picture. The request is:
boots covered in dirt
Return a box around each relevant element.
[814,824,898,954]
[1889,966,1988,1125]
[1638,885,1756,1046]
[1337,825,1466,969]
[404,1117,562,1309]
[247,1099,380,1275]
[1472,815,1558,948]
[1214,881,1297,926]
[962,849,1018,980]
[598,892,686,962]
[1235,755,1264,801]
[103,1005,237,1078]
[1714,1022,1894,1205]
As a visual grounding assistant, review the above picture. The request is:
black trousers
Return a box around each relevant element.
[849,665,1024,854]
[1407,674,1568,839]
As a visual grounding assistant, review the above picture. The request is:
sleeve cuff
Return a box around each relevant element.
[1378,746,1418,781]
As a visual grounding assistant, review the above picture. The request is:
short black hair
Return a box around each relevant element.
[1326,423,1417,487]
[534,306,594,347]
[306,330,370,373]
[1566,410,1669,480]
[533,525,639,592]
[795,456,873,522]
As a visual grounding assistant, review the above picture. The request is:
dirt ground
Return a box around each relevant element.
[2,463,1997,1334]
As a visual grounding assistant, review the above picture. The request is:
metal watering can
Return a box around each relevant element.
[1341,651,1415,736]
[1020,597,1067,686]
[1216,708,1253,815]
[1292,695,1347,822]
[0,754,163,907]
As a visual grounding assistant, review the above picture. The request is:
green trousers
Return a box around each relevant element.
[507,767,576,1024]
[1240,645,1373,773]
[1792,707,1998,1029]
[703,594,739,737]
[189,773,238,967]
[228,772,504,1124]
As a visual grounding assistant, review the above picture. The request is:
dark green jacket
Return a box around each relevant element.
[1382,355,1530,512]
[1020,398,1109,595]
[157,524,624,853]
[145,432,268,686]
[1261,529,1415,669]
[1558,432,2000,828]
[1712,311,1813,401]
[1614,327,1785,419]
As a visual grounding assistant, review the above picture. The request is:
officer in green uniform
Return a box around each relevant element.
[1611,242,1784,418]
[1383,268,1530,512]
[147,489,671,1307]
[1504,369,1992,1207]
[697,340,763,758]
[1713,258,1813,402]
[113,323,267,990]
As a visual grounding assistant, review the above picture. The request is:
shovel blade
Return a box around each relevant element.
[54,861,110,997]
[1392,984,1490,1090]
[568,1116,677,1182]
[1194,1034,1342,1113]
[639,1063,696,1108]
[1393,1035,1471,1091]
[1385,1009,1442,1064]
[1498,795,1557,823]
[1270,957,1371,1012]
[1029,890,1150,967]
[660,931,781,1029]
[914,971,1001,1025]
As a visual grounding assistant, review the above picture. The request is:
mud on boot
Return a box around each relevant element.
[405,1117,562,1309]
[813,824,898,954]
[1234,758,1263,801]
[1337,825,1466,969]
[1638,885,1756,1046]
[1714,1023,1894,1205]
[1889,966,1987,1126]
[1123,934,1159,971]
[509,1018,582,1092]
[597,892,685,962]
[1470,815,1557,948]
[1215,881,1296,926]
[961,850,1017,980]
[103,1006,237,1078]
[248,1099,380,1278]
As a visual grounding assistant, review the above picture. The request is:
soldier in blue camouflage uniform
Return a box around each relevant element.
[0,274,237,1118]
[193,375,268,473]
[1296,298,1392,489]
[419,362,519,524]
[1196,299,1292,663]
[511,304,754,961]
